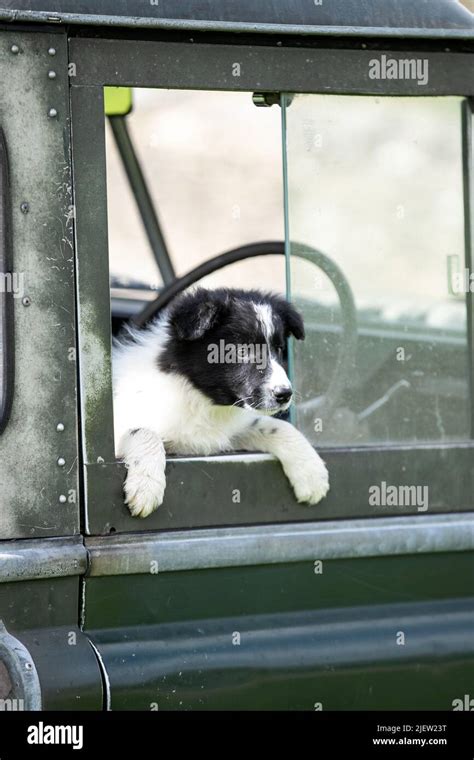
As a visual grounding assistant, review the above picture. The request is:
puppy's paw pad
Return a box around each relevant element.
[287,458,329,506]
[124,468,166,518]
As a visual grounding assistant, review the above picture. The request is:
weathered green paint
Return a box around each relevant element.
[84,515,474,576]
[0,19,472,713]
[84,553,474,627]
[70,39,474,95]
[84,552,474,710]
[90,604,474,710]
[1,0,473,39]
[84,445,474,535]
[71,85,115,467]
[0,536,87,583]
[0,577,103,710]
[0,31,79,539]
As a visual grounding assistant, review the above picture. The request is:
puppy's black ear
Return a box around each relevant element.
[170,292,222,341]
[278,300,305,340]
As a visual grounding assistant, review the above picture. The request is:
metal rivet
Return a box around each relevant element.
[48,107,58,118]
[48,70,57,80]
[24,662,33,671]
[59,494,67,504]
[56,422,65,432]
[20,201,29,214]
[10,45,19,54]
[22,296,31,307]
[48,47,56,56]
[57,457,66,467]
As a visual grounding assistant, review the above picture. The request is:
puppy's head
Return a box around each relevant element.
[159,287,305,413]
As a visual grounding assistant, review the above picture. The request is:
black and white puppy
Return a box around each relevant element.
[113,287,329,517]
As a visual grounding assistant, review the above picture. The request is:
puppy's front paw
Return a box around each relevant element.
[124,463,166,518]
[283,451,329,506]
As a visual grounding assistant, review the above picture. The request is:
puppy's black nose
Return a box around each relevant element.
[273,386,293,404]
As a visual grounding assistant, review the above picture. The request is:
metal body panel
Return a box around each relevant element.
[70,39,474,95]
[0,576,103,710]
[0,535,87,583]
[86,513,474,576]
[89,600,474,711]
[71,85,114,471]
[84,553,474,628]
[18,626,102,710]
[0,0,473,39]
[0,33,104,710]
[0,30,79,539]
[84,444,474,534]
[84,553,474,709]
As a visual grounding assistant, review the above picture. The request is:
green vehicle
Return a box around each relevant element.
[0,0,474,713]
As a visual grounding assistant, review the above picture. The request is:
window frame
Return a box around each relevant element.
[70,36,474,536]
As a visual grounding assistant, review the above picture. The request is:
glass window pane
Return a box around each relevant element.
[284,94,470,447]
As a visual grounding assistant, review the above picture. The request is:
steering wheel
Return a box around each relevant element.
[133,241,357,423]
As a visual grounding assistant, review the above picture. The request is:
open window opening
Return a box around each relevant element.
[105,88,285,336]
